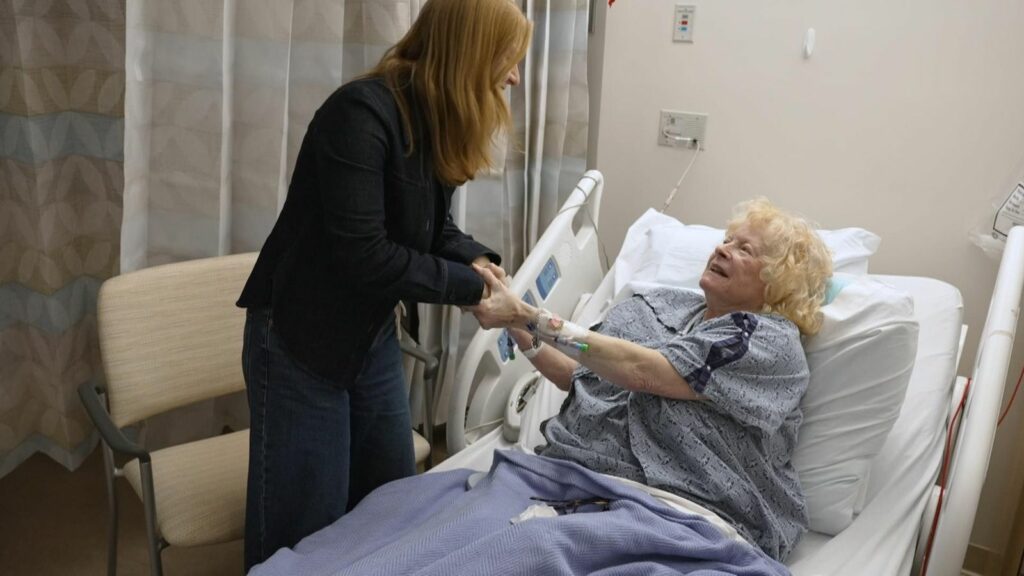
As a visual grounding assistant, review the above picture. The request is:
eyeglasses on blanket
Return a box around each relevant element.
[529,496,613,514]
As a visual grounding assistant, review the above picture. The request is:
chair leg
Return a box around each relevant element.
[101,443,119,576]
[140,461,164,576]
[423,370,435,470]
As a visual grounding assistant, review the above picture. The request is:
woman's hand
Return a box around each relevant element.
[471,256,496,299]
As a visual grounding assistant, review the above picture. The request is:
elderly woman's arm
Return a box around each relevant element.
[507,328,577,391]
[556,328,702,400]
[472,265,702,400]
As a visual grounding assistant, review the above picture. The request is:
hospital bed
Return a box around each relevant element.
[249,171,1023,575]
[435,170,1024,576]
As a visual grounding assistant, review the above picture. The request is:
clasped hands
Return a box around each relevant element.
[466,261,529,330]
[466,261,588,359]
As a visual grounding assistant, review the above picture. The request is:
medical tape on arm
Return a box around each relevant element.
[530,310,590,358]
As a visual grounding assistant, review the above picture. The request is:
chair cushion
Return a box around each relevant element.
[124,429,431,546]
[124,430,249,547]
[413,430,430,465]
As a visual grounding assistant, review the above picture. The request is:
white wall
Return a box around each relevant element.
[592,0,1024,568]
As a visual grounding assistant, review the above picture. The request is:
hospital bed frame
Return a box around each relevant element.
[443,170,1024,576]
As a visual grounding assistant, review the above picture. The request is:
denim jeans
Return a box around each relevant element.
[242,307,415,572]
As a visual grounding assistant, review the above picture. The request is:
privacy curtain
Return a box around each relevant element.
[122,0,429,270]
[0,0,126,479]
[122,0,589,273]
[464,0,591,267]
[439,0,591,423]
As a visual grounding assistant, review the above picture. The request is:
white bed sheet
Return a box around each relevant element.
[435,275,962,575]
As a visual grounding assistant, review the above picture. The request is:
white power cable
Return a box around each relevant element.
[660,143,701,213]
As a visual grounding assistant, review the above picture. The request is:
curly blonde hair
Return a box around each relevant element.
[727,198,832,335]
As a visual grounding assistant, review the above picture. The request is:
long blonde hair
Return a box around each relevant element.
[728,198,833,335]
[368,0,532,185]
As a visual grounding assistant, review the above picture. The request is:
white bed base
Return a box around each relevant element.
[442,170,1024,576]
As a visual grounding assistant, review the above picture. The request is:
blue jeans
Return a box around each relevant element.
[242,308,415,572]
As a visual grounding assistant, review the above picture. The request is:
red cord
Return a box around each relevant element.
[998,363,1024,427]
[920,377,971,576]
[919,362,1024,574]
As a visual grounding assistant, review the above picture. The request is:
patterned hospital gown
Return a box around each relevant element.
[538,287,809,561]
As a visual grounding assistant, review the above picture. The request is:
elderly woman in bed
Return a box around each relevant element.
[469,198,832,562]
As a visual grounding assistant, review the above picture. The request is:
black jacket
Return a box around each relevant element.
[237,77,499,386]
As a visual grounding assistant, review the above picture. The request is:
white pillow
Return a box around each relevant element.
[794,275,919,535]
[613,209,881,295]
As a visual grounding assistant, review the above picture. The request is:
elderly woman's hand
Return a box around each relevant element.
[484,262,511,287]
[468,263,532,329]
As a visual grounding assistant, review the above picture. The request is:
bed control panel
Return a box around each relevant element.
[498,291,540,362]
[498,330,515,362]
[522,291,537,307]
[536,257,560,300]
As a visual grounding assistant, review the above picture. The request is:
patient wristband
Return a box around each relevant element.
[530,310,590,358]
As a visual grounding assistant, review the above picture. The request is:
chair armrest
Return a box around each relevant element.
[400,341,441,467]
[78,382,150,463]
[399,342,439,382]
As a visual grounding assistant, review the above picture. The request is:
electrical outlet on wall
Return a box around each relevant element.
[659,110,707,149]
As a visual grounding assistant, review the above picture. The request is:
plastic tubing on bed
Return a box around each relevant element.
[925,225,1024,576]
[446,170,606,455]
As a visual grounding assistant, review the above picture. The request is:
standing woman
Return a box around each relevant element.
[236,0,532,569]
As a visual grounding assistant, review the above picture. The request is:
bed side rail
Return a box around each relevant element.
[926,226,1024,575]
[447,171,606,455]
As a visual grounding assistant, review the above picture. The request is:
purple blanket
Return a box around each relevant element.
[251,450,789,576]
